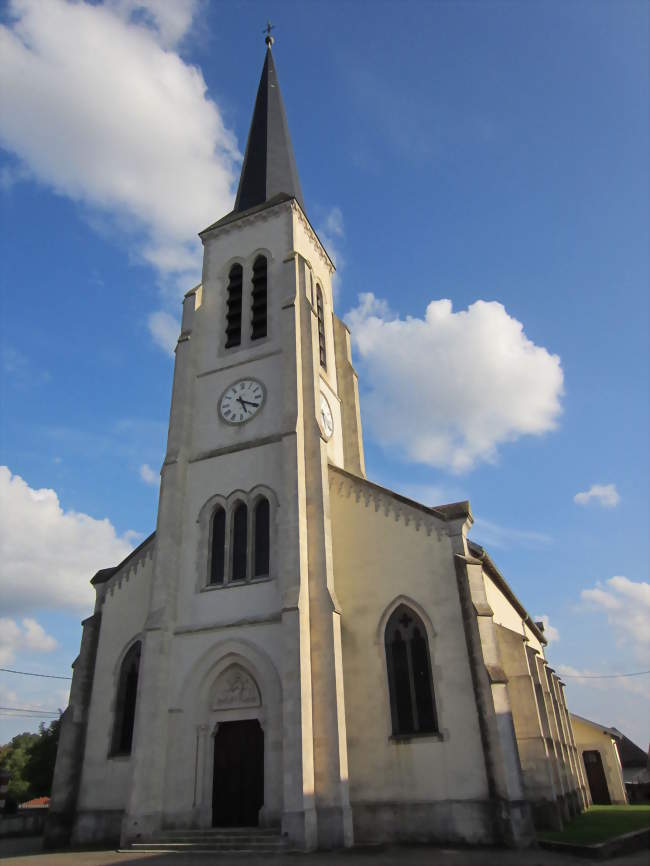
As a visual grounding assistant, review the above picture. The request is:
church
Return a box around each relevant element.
[47,38,588,852]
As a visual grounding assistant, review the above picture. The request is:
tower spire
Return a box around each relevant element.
[233,37,305,214]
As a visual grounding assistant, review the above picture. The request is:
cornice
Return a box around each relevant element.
[290,200,335,275]
[199,197,292,242]
[95,533,156,599]
[329,466,446,541]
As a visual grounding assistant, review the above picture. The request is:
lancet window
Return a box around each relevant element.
[110,641,141,756]
[316,285,326,369]
[225,263,243,348]
[210,506,226,585]
[251,255,267,340]
[385,605,438,736]
[253,497,270,577]
[231,501,248,581]
[207,494,272,587]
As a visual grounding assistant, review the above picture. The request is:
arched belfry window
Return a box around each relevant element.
[253,497,270,577]
[225,263,243,348]
[316,286,326,369]
[385,606,438,736]
[231,501,248,581]
[210,505,226,585]
[111,641,141,756]
[251,256,267,340]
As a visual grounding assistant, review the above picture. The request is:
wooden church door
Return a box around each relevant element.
[583,750,611,804]
[212,719,264,826]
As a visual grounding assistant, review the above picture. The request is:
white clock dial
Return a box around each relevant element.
[219,379,265,424]
[319,392,334,440]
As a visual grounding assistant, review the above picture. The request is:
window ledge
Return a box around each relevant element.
[107,752,132,760]
[389,731,444,744]
[201,576,273,592]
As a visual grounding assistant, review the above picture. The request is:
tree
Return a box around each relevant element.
[0,718,61,808]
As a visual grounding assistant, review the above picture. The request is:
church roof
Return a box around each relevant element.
[233,44,304,215]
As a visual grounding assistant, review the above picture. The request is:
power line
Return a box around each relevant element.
[0,714,59,720]
[0,707,60,715]
[0,667,72,681]
[561,670,650,679]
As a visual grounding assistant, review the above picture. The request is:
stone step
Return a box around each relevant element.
[160,827,279,837]
[132,836,287,848]
[152,837,287,843]
[127,844,289,854]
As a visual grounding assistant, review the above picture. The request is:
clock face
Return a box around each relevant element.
[319,392,334,440]
[219,379,265,424]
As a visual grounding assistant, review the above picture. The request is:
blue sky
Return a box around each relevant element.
[0,0,648,750]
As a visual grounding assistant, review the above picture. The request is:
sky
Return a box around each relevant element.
[0,0,648,752]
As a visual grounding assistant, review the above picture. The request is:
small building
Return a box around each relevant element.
[612,730,650,803]
[571,714,627,805]
[18,797,50,810]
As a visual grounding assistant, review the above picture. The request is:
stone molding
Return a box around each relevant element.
[102,537,155,601]
[201,197,291,242]
[290,200,335,275]
[329,470,445,541]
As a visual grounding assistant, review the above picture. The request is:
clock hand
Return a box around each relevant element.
[239,398,260,408]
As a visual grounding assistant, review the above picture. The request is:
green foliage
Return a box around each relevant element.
[0,718,61,806]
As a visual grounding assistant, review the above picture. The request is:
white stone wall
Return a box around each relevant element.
[329,471,489,808]
[76,549,154,812]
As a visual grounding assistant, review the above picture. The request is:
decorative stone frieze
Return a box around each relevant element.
[329,470,445,541]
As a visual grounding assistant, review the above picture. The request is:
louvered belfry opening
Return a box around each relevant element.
[225,263,243,348]
[316,286,326,368]
[251,255,268,340]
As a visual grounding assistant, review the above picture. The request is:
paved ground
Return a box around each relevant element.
[0,838,648,866]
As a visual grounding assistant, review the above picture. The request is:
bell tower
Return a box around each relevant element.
[121,38,363,850]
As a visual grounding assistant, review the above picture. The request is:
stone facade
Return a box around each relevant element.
[47,44,585,853]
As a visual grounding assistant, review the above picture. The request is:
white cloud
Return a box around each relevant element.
[317,206,345,296]
[148,310,179,356]
[108,0,198,48]
[0,617,57,665]
[0,0,239,338]
[345,294,564,472]
[580,576,650,660]
[574,483,620,508]
[0,466,135,613]
[534,614,559,644]
[139,463,158,485]
[323,206,344,238]
[470,517,553,550]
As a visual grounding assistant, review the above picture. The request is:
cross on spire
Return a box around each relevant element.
[263,20,275,47]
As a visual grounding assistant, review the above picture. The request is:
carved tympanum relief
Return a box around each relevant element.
[211,664,261,709]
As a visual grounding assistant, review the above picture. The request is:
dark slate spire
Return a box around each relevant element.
[234,44,305,214]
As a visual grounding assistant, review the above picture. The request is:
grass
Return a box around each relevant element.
[539,805,650,845]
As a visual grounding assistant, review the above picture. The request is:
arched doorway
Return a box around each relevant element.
[212,718,264,826]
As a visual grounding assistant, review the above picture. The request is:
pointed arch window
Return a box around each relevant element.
[385,606,438,736]
[251,255,267,340]
[225,263,243,348]
[209,506,226,585]
[111,641,141,756]
[253,497,270,577]
[231,502,248,581]
[316,286,326,369]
